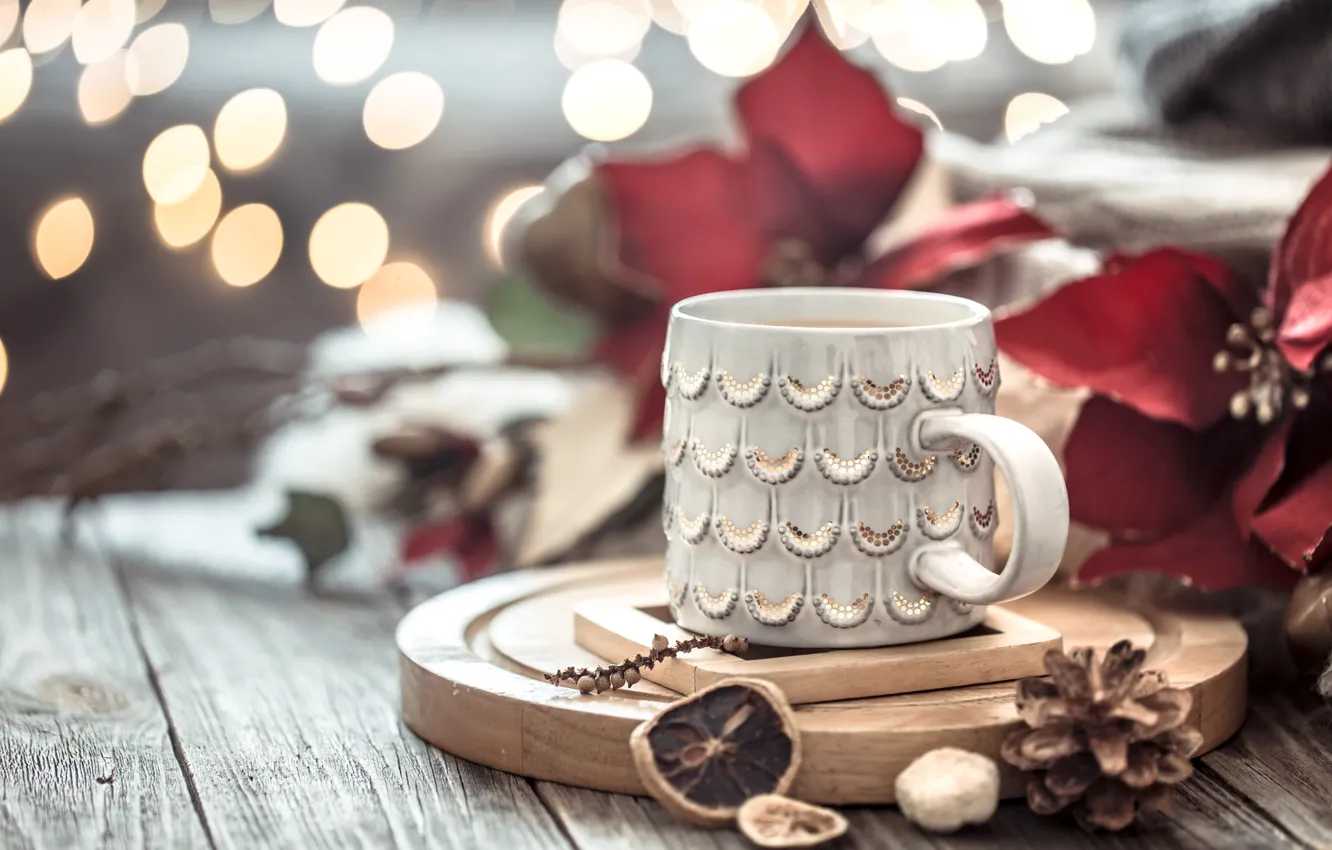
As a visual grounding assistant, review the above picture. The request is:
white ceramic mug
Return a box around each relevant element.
[661,288,1068,648]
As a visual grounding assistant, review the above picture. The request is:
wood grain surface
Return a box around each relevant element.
[1,522,1329,849]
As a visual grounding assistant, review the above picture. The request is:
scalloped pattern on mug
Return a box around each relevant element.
[778,374,841,411]
[664,439,687,468]
[716,370,771,408]
[661,352,672,390]
[666,580,687,610]
[971,501,997,539]
[676,509,710,545]
[920,366,965,402]
[852,519,907,556]
[852,375,910,410]
[888,588,937,624]
[917,501,962,540]
[778,520,840,558]
[813,592,874,628]
[691,440,736,478]
[694,584,738,619]
[890,447,937,482]
[745,590,803,626]
[745,446,803,485]
[715,516,769,554]
[814,448,877,485]
[952,443,981,472]
[675,364,710,400]
[661,501,674,536]
[974,358,999,396]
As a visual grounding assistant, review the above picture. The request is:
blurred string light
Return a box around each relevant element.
[356,261,438,337]
[154,167,222,248]
[33,197,95,280]
[811,0,869,50]
[125,23,189,96]
[71,0,135,65]
[309,202,389,288]
[1002,0,1094,65]
[896,96,942,130]
[134,0,169,24]
[1005,91,1068,143]
[23,0,82,54]
[0,48,32,123]
[209,0,272,24]
[557,0,650,56]
[485,185,543,268]
[211,203,283,287]
[275,0,345,27]
[687,0,781,78]
[362,71,443,150]
[646,0,686,34]
[313,6,394,85]
[561,59,652,141]
[0,0,20,44]
[214,88,287,171]
[143,124,210,204]
[554,28,640,70]
[78,50,134,125]
[0,337,8,398]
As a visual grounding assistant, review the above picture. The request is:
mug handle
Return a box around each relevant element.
[910,410,1069,606]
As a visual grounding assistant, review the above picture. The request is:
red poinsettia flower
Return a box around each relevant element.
[996,167,1332,589]
[587,27,1052,437]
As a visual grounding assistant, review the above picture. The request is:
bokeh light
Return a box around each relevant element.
[362,72,444,150]
[214,88,287,171]
[485,185,543,268]
[23,0,82,55]
[275,0,346,27]
[939,0,987,61]
[125,24,189,96]
[210,0,272,24]
[1005,91,1069,143]
[687,0,780,78]
[78,50,134,126]
[71,0,136,65]
[309,202,389,288]
[1002,0,1095,65]
[135,0,169,24]
[142,124,211,204]
[0,337,8,398]
[312,7,394,85]
[896,97,943,131]
[645,0,686,34]
[211,203,283,287]
[154,168,222,248]
[33,197,95,280]
[871,0,950,72]
[812,0,870,50]
[0,0,18,44]
[0,49,33,124]
[554,28,640,70]
[557,0,650,57]
[561,59,652,141]
[356,261,438,336]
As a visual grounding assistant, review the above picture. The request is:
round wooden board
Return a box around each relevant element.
[398,557,1248,805]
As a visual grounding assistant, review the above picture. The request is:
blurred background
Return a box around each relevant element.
[0,0,1121,449]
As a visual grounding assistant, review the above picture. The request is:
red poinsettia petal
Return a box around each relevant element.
[401,514,499,582]
[856,195,1056,291]
[1270,164,1332,363]
[1277,280,1332,370]
[1231,416,1293,540]
[735,26,923,257]
[995,248,1248,429]
[599,148,769,303]
[1251,400,1332,571]
[1063,396,1239,538]
[1076,502,1298,591]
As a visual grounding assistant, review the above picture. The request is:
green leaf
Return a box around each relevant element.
[258,490,352,581]
[485,273,599,357]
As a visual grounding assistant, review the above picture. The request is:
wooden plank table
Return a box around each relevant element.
[3,527,1330,849]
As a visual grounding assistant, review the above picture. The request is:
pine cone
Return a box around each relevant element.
[1001,640,1203,832]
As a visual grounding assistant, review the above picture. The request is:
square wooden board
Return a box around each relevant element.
[573,598,1062,704]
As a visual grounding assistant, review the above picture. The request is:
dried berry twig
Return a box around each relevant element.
[545,633,748,694]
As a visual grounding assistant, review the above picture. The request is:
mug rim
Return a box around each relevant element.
[670,287,991,333]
